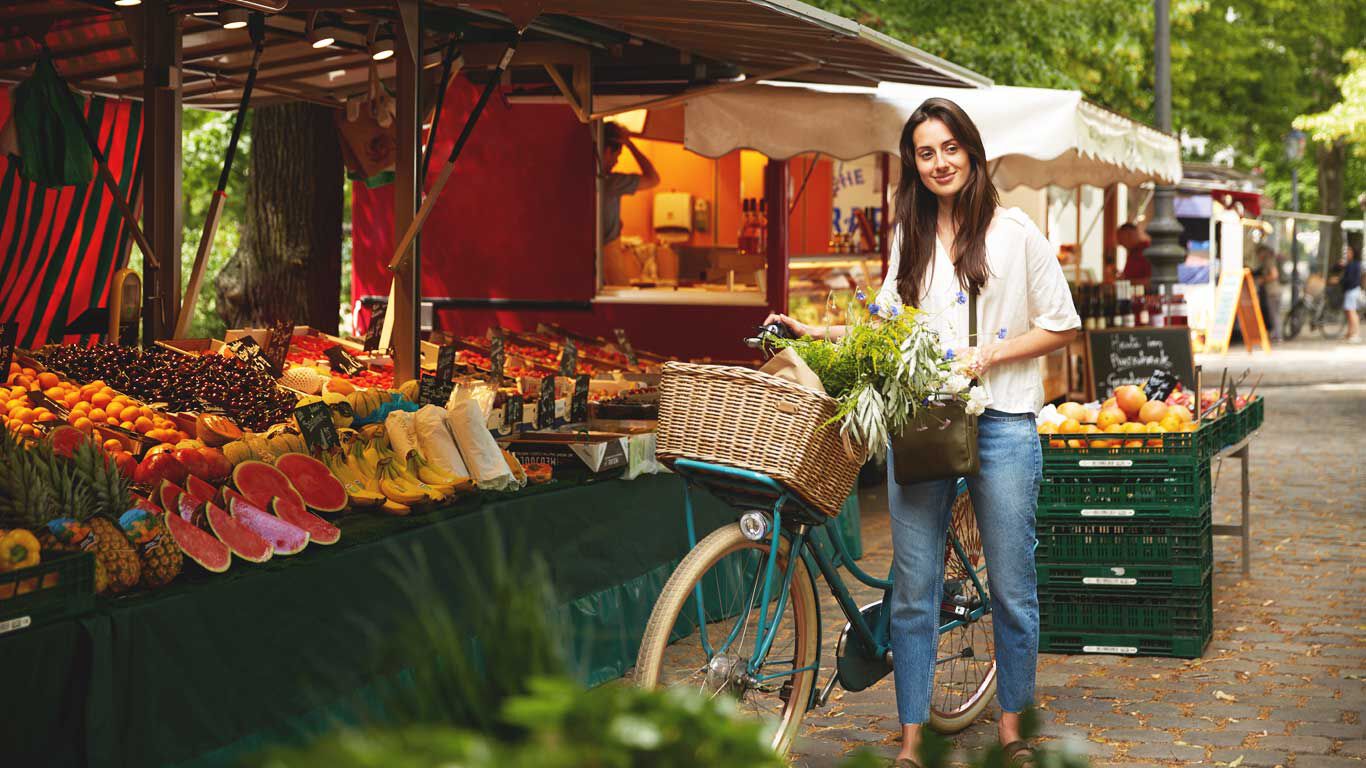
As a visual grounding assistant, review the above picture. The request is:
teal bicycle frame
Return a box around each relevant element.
[671,458,991,705]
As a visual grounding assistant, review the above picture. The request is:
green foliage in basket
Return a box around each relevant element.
[774,291,983,459]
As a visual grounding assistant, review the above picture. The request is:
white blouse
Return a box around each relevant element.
[875,207,1080,414]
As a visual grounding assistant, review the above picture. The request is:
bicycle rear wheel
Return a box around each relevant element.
[1284,304,1307,340]
[929,489,997,733]
[634,522,820,755]
[1320,305,1347,339]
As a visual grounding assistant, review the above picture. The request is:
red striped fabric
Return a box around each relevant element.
[0,87,143,349]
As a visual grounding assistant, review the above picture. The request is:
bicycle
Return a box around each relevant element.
[1284,283,1347,340]
[634,460,995,754]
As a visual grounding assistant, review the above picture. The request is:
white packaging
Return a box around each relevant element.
[414,404,469,478]
[445,399,516,491]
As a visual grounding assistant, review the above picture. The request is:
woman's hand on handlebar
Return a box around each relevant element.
[763,313,821,340]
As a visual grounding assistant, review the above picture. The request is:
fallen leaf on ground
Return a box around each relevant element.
[1214,690,1238,702]
[1228,756,1244,767]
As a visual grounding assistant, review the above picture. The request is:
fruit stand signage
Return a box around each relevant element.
[536,376,555,429]
[0,321,16,378]
[293,401,339,452]
[558,338,577,376]
[324,345,366,376]
[363,303,387,352]
[1086,328,1194,401]
[264,321,294,378]
[569,374,590,423]
[436,344,457,384]
[222,336,275,376]
[613,328,638,366]
[418,374,453,407]
[489,332,506,380]
[505,394,524,432]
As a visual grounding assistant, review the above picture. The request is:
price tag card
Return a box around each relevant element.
[558,338,577,376]
[0,321,16,378]
[436,344,457,384]
[613,328,638,366]
[418,374,454,407]
[1143,368,1180,403]
[505,395,525,432]
[364,304,387,352]
[324,345,366,376]
[265,321,294,378]
[536,377,555,429]
[223,336,275,376]
[293,401,340,452]
[570,374,590,423]
[490,332,506,380]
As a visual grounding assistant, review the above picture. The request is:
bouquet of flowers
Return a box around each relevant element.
[772,290,987,460]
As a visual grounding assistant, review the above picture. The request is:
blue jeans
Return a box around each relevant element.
[887,408,1041,724]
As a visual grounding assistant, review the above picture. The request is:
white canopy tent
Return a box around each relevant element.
[681,82,1182,190]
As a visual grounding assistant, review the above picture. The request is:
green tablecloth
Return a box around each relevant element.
[2,473,862,768]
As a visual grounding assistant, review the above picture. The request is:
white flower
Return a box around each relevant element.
[964,385,989,416]
[944,373,972,395]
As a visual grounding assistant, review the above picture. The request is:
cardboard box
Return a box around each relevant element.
[502,431,629,476]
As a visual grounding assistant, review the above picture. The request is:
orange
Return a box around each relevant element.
[20,367,35,377]
[103,438,123,453]
[1096,406,1127,430]
[133,416,153,433]
[1104,423,1123,434]
[106,416,120,425]
[1123,439,1144,448]
[1037,422,1058,435]
[90,392,112,409]
[105,402,125,420]
[1059,419,1082,434]
[43,386,64,401]
[87,380,105,391]
[0,402,8,418]
[63,392,82,408]
[1121,422,1144,435]
[70,401,91,414]
[72,417,93,433]
[36,411,56,423]
[6,361,16,374]
[12,407,34,424]
[1159,414,1182,432]
[13,375,33,390]
[88,408,107,423]
[36,372,59,390]
[120,420,135,431]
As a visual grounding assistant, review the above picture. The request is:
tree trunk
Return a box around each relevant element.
[217,103,342,332]
[1316,138,1347,263]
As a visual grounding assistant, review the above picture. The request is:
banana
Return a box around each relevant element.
[409,453,466,489]
[377,459,428,505]
[380,499,411,516]
[324,452,385,508]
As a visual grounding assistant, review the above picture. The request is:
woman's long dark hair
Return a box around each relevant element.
[893,98,999,307]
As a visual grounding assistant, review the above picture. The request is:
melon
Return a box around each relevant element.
[177,492,207,528]
[232,460,308,512]
[195,413,243,447]
[274,453,348,514]
[271,495,340,546]
[185,475,218,506]
[162,510,231,573]
[205,503,272,563]
[227,494,308,555]
[158,481,184,517]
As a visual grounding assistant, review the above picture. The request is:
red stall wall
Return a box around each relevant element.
[351,75,769,362]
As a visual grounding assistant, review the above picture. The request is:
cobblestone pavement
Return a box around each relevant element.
[791,349,1365,767]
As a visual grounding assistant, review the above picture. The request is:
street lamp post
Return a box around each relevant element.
[1146,0,1186,286]
[1285,129,1306,309]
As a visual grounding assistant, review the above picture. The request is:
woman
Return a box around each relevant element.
[1253,245,1282,341]
[1342,245,1362,343]
[766,98,1079,767]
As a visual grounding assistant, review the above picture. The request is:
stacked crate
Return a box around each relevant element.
[1034,416,1221,659]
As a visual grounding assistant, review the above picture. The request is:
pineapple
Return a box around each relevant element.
[67,442,141,594]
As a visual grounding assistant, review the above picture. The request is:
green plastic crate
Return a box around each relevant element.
[1246,396,1264,432]
[1040,423,1216,466]
[1039,628,1211,659]
[1036,562,1210,589]
[1039,460,1211,508]
[0,550,95,636]
[1039,581,1212,635]
[1035,515,1211,566]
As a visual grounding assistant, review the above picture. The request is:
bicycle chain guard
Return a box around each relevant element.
[835,601,893,692]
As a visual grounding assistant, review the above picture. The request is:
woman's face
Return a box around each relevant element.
[912,118,971,201]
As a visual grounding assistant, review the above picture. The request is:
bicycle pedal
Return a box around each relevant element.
[779,678,794,705]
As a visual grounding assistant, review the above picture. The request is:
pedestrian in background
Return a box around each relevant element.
[1253,245,1282,341]
[1341,245,1362,343]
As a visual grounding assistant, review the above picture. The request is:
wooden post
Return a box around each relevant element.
[391,0,421,382]
[764,159,790,315]
[1102,183,1118,276]
[140,0,183,341]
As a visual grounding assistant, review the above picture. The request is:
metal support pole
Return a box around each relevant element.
[764,159,789,316]
[1240,444,1250,578]
[1289,168,1301,309]
[1145,0,1185,285]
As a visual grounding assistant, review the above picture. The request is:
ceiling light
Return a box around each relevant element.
[309,13,342,49]
[220,8,250,29]
[369,26,395,61]
[113,0,141,6]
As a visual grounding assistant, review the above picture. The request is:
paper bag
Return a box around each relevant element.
[759,347,825,394]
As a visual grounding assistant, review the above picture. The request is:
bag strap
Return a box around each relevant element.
[968,285,978,348]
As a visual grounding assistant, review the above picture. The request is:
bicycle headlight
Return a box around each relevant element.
[739,511,770,541]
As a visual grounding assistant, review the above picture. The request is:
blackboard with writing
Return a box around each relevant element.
[569,374,590,423]
[364,303,387,352]
[265,321,294,378]
[613,328,638,366]
[505,394,524,432]
[1087,328,1195,401]
[325,345,366,376]
[489,332,506,380]
[223,336,275,376]
[436,344,457,384]
[418,374,453,407]
[536,377,555,429]
[293,401,340,452]
[558,338,577,376]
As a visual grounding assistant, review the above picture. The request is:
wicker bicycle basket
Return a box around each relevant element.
[656,361,864,518]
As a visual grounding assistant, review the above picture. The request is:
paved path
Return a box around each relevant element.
[792,346,1365,767]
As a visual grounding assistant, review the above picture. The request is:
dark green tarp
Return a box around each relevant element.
[12,55,93,188]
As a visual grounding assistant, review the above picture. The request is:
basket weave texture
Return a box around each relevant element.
[656,361,862,517]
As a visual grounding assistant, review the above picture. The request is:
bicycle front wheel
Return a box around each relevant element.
[634,522,820,755]
[1284,304,1307,340]
[1320,306,1347,339]
[929,489,997,734]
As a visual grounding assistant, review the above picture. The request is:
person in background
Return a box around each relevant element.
[1117,222,1152,286]
[599,122,660,286]
[1341,245,1362,343]
[1253,245,1282,341]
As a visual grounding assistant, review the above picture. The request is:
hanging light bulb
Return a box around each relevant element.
[220,8,250,29]
[308,12,342,49]
[369,25,395,61]
[113,0,142,6]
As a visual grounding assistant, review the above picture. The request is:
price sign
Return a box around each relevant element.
[223,336,275,376]
[436,344,457,384]
[613,328,638,366]
[570,374,590,423]
[364,303,387,352]
[324,345,366,376]
[536,376,555,429]
[490,332,506,380]
[1086,328,1194,401]
[419,374,453,407]
[1143,368,1180,403]
[505,394,524,432]
[0,321,16,379]
[558,338,577,376]
[265,321,294,378]
[293,401,339,452]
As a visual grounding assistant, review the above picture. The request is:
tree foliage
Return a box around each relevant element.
[1296,49,1366,152]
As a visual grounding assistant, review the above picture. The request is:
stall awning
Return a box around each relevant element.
[683,82,1182,189]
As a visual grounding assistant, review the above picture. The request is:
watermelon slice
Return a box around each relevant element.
[162,510,231,573]
[232,460,309,512]
[158,481,183,515]
[271,495,340,546]
[205,502,272,563]
[274,453,348,514]
[177,492,207,528]
[228,496,308,555]
[185,475,220,507]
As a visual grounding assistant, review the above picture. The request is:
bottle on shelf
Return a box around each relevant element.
[1101,284,1116,329]
[1119,280,1135,327]
[1134,285,1149,326]
[1150,284,1167,327]
[1082,285,1099,331]
[1167,286,1188,327]
[755,199,768,257]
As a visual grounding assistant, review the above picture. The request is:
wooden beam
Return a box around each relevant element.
[140,0,183,342]
[543,63,585,121]
[588,61,819,120]
[390,0,421,382]
[460,41,587,69]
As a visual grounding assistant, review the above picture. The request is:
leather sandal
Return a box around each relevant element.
[891,759,922,768]
[1002,740,1038,767]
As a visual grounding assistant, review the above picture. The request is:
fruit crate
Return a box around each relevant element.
[1039,580,1212,636]
[1035,514,1211,566]
[0,550,95,636]
[1039,423,1217,465]
[1038,459,1211,509]
[1039,627,1211,659]
[1036,562,1210,589]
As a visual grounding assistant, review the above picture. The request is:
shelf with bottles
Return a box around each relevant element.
[1073,280,1190,331]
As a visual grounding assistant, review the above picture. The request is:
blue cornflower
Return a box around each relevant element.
[944,349,956,361]
[867,303,881,316]
[997,327,1008,340]
[889,304,901,317]
[855,289,867,302]
[956,290,967,305]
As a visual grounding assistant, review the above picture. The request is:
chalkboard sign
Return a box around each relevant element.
[505,394,524,432]
[569,374,590,423]
[325,345,366,376]
[1143,368,1181,403]
[613,328,638,366]
[0,321,16,378]
[536,377,555,429]
[418,374,453,407]
[1086,328,1195,401]
[436,344,457,384]
[223,336,275,376]
[265,321,294,378]
[489,333,506,380]
[558,338,577,376]
[364,303,387,352]
[293,401,339,452]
